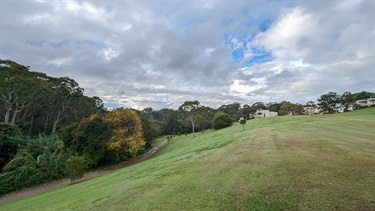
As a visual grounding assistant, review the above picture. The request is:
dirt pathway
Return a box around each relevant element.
[0,140,168,203]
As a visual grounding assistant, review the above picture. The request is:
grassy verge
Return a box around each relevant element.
[1,108,374,210]
[151,136,167,147]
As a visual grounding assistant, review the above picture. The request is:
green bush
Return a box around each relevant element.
[0,123,25,172]
[0,135,68,195]
[67,155,86,184]
[59,116,112,167]
[239,119,247,130]
[213,113,233,130]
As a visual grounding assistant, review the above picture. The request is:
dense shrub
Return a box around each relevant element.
[0,123,25,172]
[0,135,68,195]
[58,109,148,167]
[70,115,112,167]
[213,113,233,130]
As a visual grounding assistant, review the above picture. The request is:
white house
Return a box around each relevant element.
[355,98,375,107]
[254,110,278,118]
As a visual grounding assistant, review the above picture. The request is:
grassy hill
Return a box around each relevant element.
[1,108,375,210]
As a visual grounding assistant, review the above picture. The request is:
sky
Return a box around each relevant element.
[1,0,374,110]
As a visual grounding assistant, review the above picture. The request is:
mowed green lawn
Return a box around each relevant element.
[1,108,374,210]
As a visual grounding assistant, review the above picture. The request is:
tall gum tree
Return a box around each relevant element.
[179,101,200,137]
[0,60,43,125]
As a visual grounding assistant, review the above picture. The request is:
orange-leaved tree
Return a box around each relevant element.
[104,108,146,161]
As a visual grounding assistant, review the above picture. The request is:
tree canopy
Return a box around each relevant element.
[0,59,103,136]
[318,92,341,114]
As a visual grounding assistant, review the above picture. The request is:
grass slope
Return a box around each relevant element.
[1,108,375,210]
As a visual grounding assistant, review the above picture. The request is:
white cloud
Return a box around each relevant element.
[288,58,310,68]
[46,57,71,67]
[230,78,266,99]
[231,37,244,49]
[204,48,215,56]
[99,47,119,61]
[61,1,111,24]
[256,7,317,60]
[23,14,55,25]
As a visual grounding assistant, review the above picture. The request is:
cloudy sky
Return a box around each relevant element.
[1,0,374,109]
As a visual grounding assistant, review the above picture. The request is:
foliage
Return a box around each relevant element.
[268,102,282,113]
[0,59,103,136]
[278,101,304,116]
[66,155,86,184]
[104,108,146,161]
[195,106,214,132]
[252,102,266,110]
[59,109,157,168]
[137,111,161,149]
[0,135,68,195]
[242,104,257,118]
[58,122,78,150]
[306,101,315,106]
[318,92,341,113]
[218,102,242,121]
[179,101,201,137]
[353,91,375,101]
[213,112,233,130]
[0,123,25,172]
[70,115,112,167]
[340,92,355,112]
[239,119,247,130]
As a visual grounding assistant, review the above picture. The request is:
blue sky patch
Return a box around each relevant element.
[242,50,273,67]
[225,33,273,67]
[257,17,273,32]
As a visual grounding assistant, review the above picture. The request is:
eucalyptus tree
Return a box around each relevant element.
[195,106,214,132]
[0,60,37,124]
[179,101,200,137]
[47,77,84,133]
[162,109,183,135]
[1,60,102,135]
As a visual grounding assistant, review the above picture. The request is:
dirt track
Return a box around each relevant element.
[0,140,168,203]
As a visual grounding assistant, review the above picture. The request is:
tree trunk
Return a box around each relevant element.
[11,104,21,124]
[52,106,66,133]
[11,109,19,124]
[52,116,61,134]
[1,92,15,124]
[190,116,195,137]
[28,114,35,135]
[11,102,28,124]
[44,112,52,133]
[4,106,11,124]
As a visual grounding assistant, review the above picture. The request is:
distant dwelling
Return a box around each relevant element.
[303,98,374,115]
[355,98,375,107]
[254,110,278,118]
